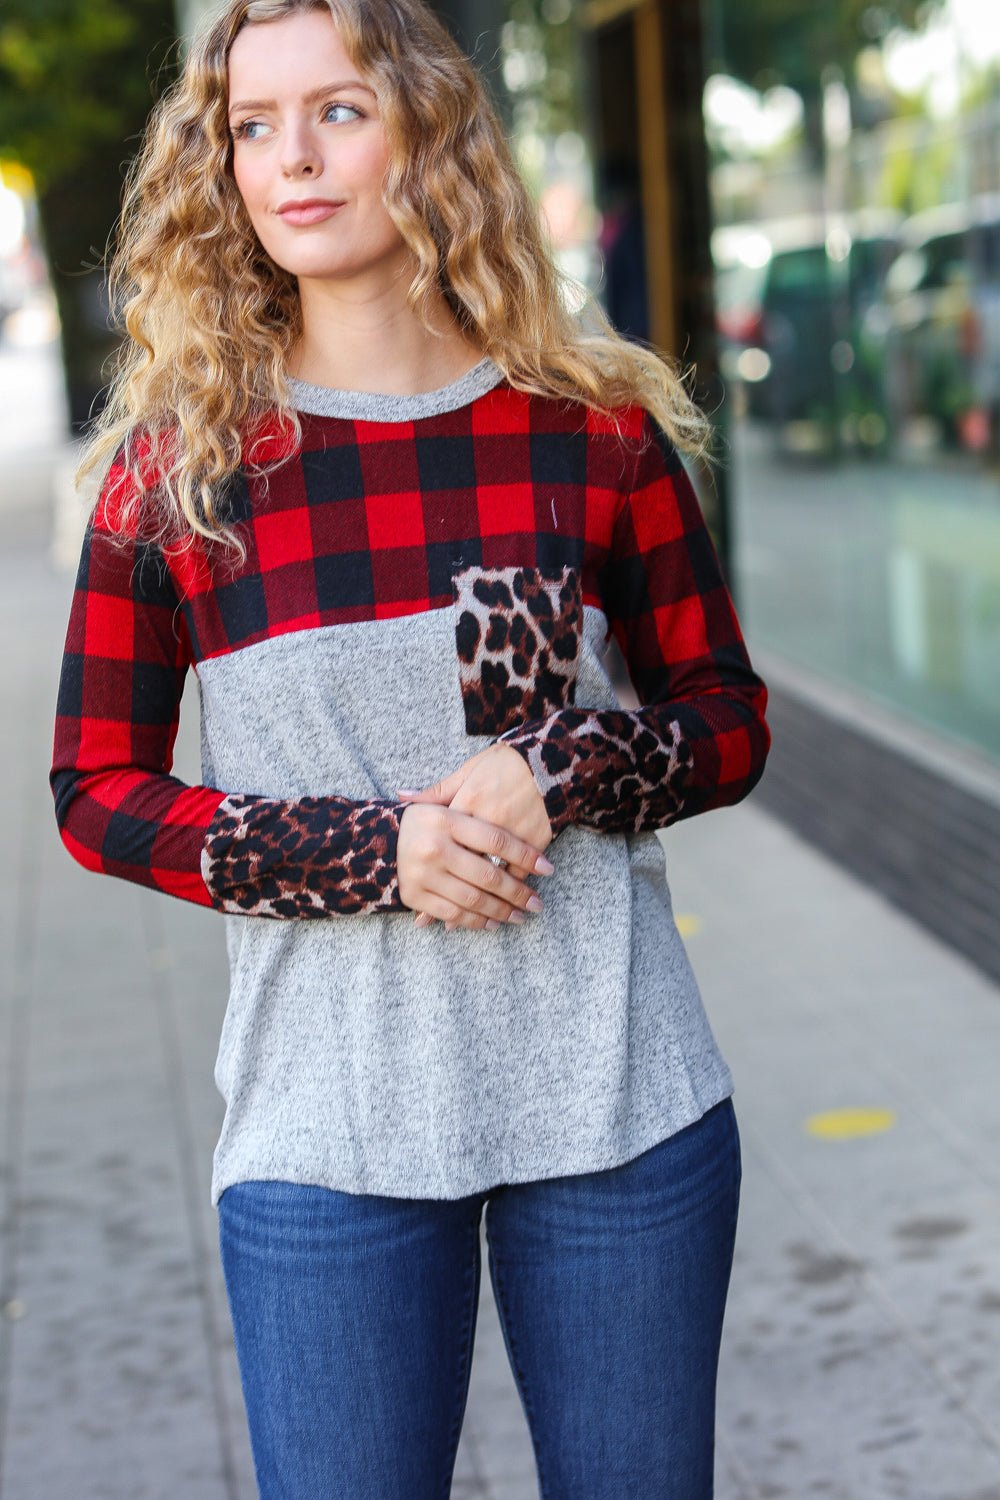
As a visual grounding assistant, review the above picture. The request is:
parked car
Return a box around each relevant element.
[714,210,901,455]
[866,193,1000,455]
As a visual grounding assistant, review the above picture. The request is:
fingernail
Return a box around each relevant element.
[526,895,544,913]
[397,789,418,797]
[485,919,501,931]
[535,855,555,875]
[508,910,526,924]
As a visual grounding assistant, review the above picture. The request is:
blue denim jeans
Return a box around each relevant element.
[217,1096,741,1500]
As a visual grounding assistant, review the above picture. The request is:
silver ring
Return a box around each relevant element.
[485,854,508,870]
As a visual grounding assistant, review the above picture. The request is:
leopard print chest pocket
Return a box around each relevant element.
[451,563,583,736]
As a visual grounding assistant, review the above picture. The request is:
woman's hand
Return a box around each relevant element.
[397,744,553,930]
[396,800,554,932]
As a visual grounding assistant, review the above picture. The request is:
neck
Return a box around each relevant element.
[289,253,484,395]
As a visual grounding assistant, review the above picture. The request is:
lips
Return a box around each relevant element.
[276,199,345,226]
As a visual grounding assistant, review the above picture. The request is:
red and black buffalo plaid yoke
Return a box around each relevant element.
[50,386,771,913]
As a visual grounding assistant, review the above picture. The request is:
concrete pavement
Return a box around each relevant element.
[2,342,1000,1497]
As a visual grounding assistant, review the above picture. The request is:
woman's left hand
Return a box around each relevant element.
[397,744,552,929]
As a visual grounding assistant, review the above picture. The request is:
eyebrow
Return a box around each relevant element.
[228,80,376,114]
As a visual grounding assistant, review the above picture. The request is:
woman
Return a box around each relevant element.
[50,0,771,1495]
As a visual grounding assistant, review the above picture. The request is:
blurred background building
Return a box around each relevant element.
[2,0,999,979]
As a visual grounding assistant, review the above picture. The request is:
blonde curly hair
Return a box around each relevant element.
[78,0,714,558]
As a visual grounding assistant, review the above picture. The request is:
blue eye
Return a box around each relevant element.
[324,102,362,123]
[232,119,268,141]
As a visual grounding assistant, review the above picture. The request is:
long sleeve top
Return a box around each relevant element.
[50,355,770,1205]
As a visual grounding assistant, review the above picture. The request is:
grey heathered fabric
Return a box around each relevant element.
[198,595,735,1207]
[286,353,506,419]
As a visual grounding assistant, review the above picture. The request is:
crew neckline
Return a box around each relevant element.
[286,354,506,421]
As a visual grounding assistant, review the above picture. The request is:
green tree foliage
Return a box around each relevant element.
[711,0,938,97]
[0,0,179,430]
[710,0,945,159]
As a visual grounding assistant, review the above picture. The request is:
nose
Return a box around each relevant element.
[280,117,322,178]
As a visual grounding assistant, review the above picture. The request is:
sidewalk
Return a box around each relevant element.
[2,474,1000,1498]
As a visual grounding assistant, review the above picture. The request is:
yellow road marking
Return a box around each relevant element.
[675,914,702,937]
[806,1107,897,1140]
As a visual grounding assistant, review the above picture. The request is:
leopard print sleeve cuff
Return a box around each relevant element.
[201,793,406,918]
[496,707,695,837]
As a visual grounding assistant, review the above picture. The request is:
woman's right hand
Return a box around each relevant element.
[396,803,553,932]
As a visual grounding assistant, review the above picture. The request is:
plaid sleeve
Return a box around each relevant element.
[494,410,771,836]
[50,475,405,916]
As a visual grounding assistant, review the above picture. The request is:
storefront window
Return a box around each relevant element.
[704,0,1000,762]
[500,0,602,306]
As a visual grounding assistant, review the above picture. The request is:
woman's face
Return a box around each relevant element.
[227,7,405,286]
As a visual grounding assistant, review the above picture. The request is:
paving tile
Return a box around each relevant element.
[665,805,1000,1499]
